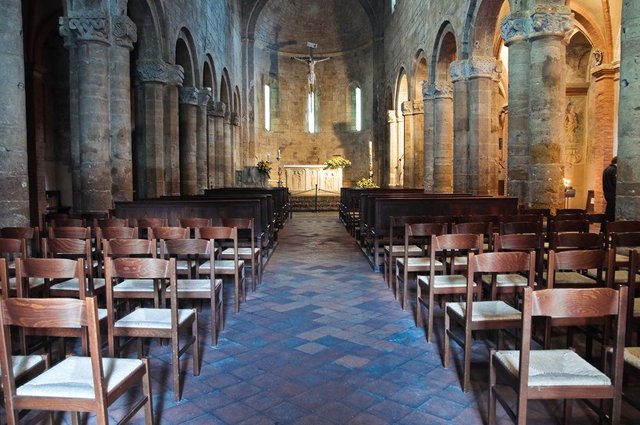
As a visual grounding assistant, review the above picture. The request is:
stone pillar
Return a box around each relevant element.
[467,57,502,195]
[387,111,398,187]
[209,101,226,187]
[179,87,199,195]
[412,99,425,188]
[401,101,415,188]
[231,112,241,176]
[423,82,434,191]
[109,15,136,202]
[450,60,469,193]
[526,5,573,210]
[617,0,640,219]
[196,88,212,194]
[431,81,454,193]
[591,63,618,213]
[0,0,29,226]
[223,111,233,186]
[135,62,183,198]
[501,12,532,203]
[60,14,112,213]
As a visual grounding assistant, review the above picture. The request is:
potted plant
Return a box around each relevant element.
[323,156,351,170]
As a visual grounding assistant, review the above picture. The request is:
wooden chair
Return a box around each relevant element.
[179,218,211,238]
[396,222,447,310]
[383,216,423,292]
[626,250,640,345]
[42,237,103,298]
[555,208,586,215]
[104,256,199,401]
[0,296,153,425]
[492,233,545,289]
[102,239,161,307]
[622,346,640,411]
[50,217,85,228]
[93,217,129,228]
[550,232,603,251]
[452,221,493,254]
[47,225,91,240]
[0,238,43,297]
[444,251,534,392]
[161,238,223,345]
[198,226,245,313]
[499,221,543,236]
[0,226,40,257]
[416,233,483,342]
[488,286,627,425]
[546,249,607,290]
[135,218,168,239]
[221,218,262,291]
[148,226,189,241]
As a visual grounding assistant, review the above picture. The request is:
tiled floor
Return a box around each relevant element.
[22,212,640,424]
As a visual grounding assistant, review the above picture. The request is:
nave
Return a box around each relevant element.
[51,212,635,425]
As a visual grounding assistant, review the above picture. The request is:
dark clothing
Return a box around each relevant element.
[603,163,617,219]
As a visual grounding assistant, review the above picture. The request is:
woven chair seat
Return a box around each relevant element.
[419,274,468,288]
[115,308,195,329]
[221,247,259,257]
[624,347,640,370]
[50,278,106,292]
[494,349,611,387]
[16,356,145,399]
[10,355,46,380]
[482,273,529,287]
[448,300,521,322]
[8,277,45,290]
[198,260,244,274]
[113,279,154,292]
[383,245,421,254]
[168,278,222,292]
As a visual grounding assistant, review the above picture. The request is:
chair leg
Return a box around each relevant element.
[488,350,497,425]
[563,399,573,425]
[192,313,200,376]
[444,305,450,368]
[142,358,154,425]
[517,393,528,425]
[463,327,472,392]
[172,334,181,401]
[427,290,435,343]
[211,294,218,346]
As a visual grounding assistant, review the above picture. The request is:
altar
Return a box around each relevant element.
[285,165,342,195]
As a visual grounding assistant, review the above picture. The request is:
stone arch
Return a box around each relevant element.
[407,50,428,188]
[462,0,507,59]
[388,70,408,187]
[175,28,198,87]
[220,69,231,108]
[128,0,164,62]
[203,54,217,96]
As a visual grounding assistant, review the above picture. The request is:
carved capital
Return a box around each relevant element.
[230,112,240,126]
[401,100,413,115]
[112,15,137,49]
[199,87,212,107]
[468,56,501,81]
[412,100,424,113]
[136,62,184,86]
[207,100,226,117]
[421,80,430,100]
[529,5,573,40]
[429,81,453,100]
[387,110,397,123]
[59,15,109,47]
[449,60,467,83]
[500,14,530,46]
[179,87,199,106]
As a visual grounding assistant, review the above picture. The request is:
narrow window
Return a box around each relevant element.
[307,92,316,133]
[391,0,397,13]
[355,87,362,131]
[264,84,271,131]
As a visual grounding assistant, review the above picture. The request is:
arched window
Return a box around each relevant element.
[264,84,271,131]
[391,0,397,13]
[354,86,362,131]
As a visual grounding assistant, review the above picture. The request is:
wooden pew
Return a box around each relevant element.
[366,196,519,271]
[204,187,290,229]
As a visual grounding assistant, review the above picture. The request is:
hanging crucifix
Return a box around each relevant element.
[292,41,330,93]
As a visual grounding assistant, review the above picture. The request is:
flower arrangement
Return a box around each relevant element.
[323,156,352,170]
[356,177,379,188]
[256,159,272,178]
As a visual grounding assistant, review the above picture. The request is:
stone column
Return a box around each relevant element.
[387,111,398,187]
[591,63,618,213]
[467,57,502,195]
[401,101,415,188]
[60,14,112,213]
[617,0,640,219]
[423,82,434,192]
[135,62,183,198]
[231,112,241,177]
[526,5,573,210]
[196,88,212,194]
[450,60,469,193]
[501,12,532,203]
[223,111,233,186]
[412,99,425,188]
[109,15,136,202]
[209,101,226,187]
[0,0,29,226]
[179,87,199,195]
[431,81,454,193]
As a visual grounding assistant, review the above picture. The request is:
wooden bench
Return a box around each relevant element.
[204,187,290,229]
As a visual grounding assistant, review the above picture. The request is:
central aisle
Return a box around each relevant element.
[169,212,482,424]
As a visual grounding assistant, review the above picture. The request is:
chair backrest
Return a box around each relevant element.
[97,226,139,240]
[50,218,85,228]
[179,217,211,229]
[452,222,492,236]
[517,285,627,388]
[551,232,603,251]
[0,296,103,418]
[148,226,189,240]
[103,238,156,258]
[546,249,610,289]
[0,238,27,263]
[160,239,212,279]
[555,208,586,216]
[221,218,256,249]
[501,214,543,224]
[16,257,87,298]
[135,218,168,229]
[94,217,129,228]
[0,258,8,299]
[499,221,543,236]
[0,227,40,256]
[431,233,483,277]
[48,225,91,239]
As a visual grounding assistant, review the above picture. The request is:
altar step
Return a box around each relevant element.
[290,195,340,212]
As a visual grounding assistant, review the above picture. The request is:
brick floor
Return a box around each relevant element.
[21,212,640,424]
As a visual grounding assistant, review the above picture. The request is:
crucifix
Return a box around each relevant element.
[292,41,330,93]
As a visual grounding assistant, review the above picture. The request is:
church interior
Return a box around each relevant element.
[2,0,640,423]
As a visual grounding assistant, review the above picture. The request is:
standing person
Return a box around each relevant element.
[603,156,617,221]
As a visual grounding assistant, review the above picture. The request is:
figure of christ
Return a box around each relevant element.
[293,55,330,93]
